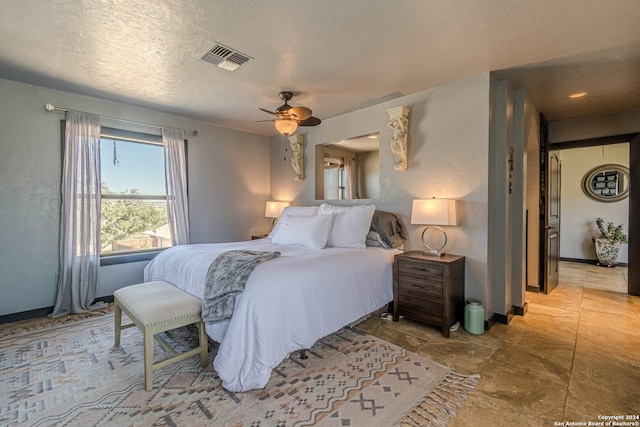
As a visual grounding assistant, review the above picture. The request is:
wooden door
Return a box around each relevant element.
[538,115,560,294]
[544,153,560,294]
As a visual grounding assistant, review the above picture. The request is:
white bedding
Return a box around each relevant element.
[143,238,399,392]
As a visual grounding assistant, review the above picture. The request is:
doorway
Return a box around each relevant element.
[539,134,637,296]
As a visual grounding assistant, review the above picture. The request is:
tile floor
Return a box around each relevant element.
[355,261,640,426]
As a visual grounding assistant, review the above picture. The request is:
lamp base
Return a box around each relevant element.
[421,226,448,257]
[421,249,446,257]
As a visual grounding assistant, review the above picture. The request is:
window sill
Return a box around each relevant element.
[100,250,164,266]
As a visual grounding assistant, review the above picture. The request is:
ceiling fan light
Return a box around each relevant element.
[274,118,298,136]
[288,106,312,121]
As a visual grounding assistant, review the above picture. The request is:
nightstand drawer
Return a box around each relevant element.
[397,299,443,324]
[396,275,443,301]
[397,260,443,280]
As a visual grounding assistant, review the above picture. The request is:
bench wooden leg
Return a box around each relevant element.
[198,321,208,367]
[144,328,154,392]
[114,302,122,347]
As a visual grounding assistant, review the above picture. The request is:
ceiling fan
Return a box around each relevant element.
[259,91,321,135]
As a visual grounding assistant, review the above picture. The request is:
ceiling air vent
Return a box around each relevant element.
[202,42,252,72]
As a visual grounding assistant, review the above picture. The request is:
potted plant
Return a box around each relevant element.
[594,217,628,267]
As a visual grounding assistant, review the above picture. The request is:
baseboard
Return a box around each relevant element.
[485,307,516,330]
[0,307,53,324]
[526,285,540,293]
[513,303,528,316]
[96,295,114,304]
[485,314,498,331]
[560,257,628,267]
[0,296,114,325]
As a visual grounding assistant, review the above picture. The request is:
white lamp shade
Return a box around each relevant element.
[411,199,457,226]
[265,201,290,218]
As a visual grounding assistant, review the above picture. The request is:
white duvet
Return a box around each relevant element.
[143,238,398,392]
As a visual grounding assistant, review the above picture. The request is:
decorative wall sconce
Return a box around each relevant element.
[386,106,410,172]
[288,134,304,181]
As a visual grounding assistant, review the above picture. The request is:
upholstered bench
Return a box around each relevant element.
[114,281,208,391]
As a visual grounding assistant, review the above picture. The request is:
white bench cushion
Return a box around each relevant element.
[114,281,201,327]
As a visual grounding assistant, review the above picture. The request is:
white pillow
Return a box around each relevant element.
[271,214,333,249]
[318,203,376,249]
[268,205,320,239]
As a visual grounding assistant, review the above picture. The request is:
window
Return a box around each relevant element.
[100,128,171,255]
[324,161,345,200]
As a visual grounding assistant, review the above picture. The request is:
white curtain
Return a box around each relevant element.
[344,157,357,199]
[162,128,190,245]
[50,111,103,317]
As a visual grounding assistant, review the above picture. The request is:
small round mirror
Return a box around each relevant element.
[581,164,629,203]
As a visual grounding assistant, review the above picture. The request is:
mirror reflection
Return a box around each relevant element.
[315,133,380,200]
[581,164,629,203]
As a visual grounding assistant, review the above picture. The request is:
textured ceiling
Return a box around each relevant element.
[1,0,639,135]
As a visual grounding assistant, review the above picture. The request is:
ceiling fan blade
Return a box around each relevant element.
[254,119,275,123]
[259,108,278,116]
[298,116,321,126]
[288,106,312,121]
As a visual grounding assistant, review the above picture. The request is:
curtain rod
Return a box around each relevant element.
[44,103,198,137]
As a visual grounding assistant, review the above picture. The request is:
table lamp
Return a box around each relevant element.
[265,201,290,228]
[411,198,457,256]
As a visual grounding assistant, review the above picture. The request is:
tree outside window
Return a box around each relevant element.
[100,136,171,255]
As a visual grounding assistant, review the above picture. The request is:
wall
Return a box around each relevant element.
[557,144,629,263]
[0,78,270,317]
[357,150,380,199]
[487,81,539,315]
[270,73,494,318]
[488,77,514,317]
[511,89,539,306]
[522,93,541,289]
[549,108,640,142]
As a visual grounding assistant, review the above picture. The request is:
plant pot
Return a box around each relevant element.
[594,238,621,267]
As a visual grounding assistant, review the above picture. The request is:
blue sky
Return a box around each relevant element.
[100,139,166,194]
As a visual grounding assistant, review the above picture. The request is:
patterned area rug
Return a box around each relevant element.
[0,313,478,426]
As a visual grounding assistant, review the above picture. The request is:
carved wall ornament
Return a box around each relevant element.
[288,134,304,181]
[386,106,410,172]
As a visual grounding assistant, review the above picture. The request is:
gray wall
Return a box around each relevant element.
[549,108,640,143]
[1,71,538,322]
[488,77,514,317]
[357,150,380,199]
[0,78,270,316]
[524,93,541,289]
[270,73,495,318]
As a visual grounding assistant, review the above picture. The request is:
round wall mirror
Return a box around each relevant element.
[581,164,629,202]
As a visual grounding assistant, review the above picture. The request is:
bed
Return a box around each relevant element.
[143,204,406,392]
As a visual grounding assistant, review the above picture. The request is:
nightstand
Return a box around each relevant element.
[392,251,465,338]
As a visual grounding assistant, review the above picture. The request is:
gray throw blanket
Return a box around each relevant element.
[202,250,281,323]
